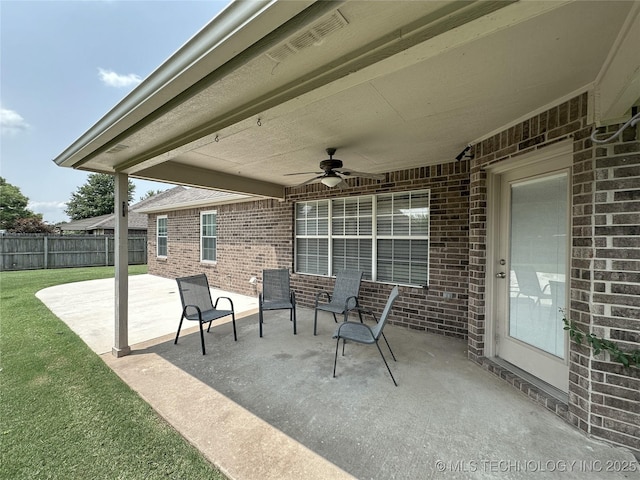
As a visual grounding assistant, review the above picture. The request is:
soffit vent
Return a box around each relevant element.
[266,10,349,63]
[106,144,130,154]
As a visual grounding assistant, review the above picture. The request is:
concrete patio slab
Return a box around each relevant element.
[37,274,258,354]
[38,274,639,480]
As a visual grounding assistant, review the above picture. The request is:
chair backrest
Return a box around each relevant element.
[330,269,363,307]
[371,286,400,340]
[262,268,291,302]
[513,266,544,297]
[176,274,214,311]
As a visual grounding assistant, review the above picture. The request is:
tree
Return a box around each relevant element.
[139,189,164,201]
[11,216,57,234]
[65,174,134,220]
[0,177,36,230]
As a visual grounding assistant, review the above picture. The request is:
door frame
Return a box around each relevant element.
[484,140,573,360]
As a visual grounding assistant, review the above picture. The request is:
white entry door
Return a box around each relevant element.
[493,154,570,392]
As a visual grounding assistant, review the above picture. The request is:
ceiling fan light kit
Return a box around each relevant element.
[321,173,343,187]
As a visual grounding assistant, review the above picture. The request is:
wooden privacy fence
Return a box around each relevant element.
[0,235,147,271]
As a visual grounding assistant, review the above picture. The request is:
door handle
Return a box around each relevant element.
[496,272,506,279]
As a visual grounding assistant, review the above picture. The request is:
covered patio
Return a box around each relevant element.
[38,275,637,479]
[51,0,640,457]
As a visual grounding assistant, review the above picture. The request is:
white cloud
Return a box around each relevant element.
[98,68,142,88]
[28,201,69,224]
[1,107,30,136]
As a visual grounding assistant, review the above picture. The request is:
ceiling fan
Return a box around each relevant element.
[286,148,386,188]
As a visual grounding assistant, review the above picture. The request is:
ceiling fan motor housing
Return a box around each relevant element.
[320,159,343,172]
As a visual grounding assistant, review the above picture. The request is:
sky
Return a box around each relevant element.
[1,0,229,224]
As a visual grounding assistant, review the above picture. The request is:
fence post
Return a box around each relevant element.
[105,236,109,266]
[43,236,48,270]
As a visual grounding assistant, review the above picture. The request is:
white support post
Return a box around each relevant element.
[113,173,131,357]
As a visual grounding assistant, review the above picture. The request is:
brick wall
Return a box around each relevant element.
[468,93,640,454]
[148,199,294,296]
[584,125,640,452]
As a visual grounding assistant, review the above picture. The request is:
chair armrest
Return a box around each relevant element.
[315,290,331,306]
[183,304,203,320]
[344,295,360,311]
[214,296,235,311]
[290,290,296,305]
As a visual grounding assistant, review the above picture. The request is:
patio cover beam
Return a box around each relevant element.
[134,161,284,199]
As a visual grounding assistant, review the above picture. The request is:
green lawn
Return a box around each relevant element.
[0,266,226,480]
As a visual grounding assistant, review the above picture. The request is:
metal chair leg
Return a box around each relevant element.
[376,341,397,386]
[380,332,396,361]
[174,316,184,345]
[231,313,237,341]
[292,307,297,335]
[199,321,206,355]
[333,337,341,378]
[313,309,318,336]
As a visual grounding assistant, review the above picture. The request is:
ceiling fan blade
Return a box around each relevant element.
[336,170,386,181]
[293,175,323,187]
[283,171,323,176]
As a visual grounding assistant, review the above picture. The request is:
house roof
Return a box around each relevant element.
[59,211,148,232]
[133,185,252,213]
[53,0,640,198]
[59,185,241,231]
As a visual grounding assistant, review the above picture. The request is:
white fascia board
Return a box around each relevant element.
[53,0,316,169]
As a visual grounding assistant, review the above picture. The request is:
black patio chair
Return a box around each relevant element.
[313,269,363,335]
[175,274,237,355]
[259,268,296,337]
[333,285,400,386]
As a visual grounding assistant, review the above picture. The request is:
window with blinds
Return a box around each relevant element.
[332,196,373,279]
[157,216,167,257]
[295,190,430,286]
[201,211,217,262]
[377,191,429,285]
[295,201,329,275]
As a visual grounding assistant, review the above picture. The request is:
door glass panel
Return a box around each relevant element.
[509,173,567,358]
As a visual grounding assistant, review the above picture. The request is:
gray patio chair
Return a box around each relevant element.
[313,269,363,335]
[333,285,399,386]
[259,268,296,337]
[513,266,551,306]
[175,274,237,355]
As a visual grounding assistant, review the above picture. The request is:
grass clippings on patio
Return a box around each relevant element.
[0,266,225,480]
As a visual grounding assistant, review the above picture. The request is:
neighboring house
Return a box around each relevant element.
[59,212,148,235]
[58,186,187,235]
[53,1,640,454]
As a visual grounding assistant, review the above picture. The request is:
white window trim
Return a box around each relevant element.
[200,210,217,263]
[156,215,168,258]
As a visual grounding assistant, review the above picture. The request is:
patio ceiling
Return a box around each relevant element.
[54,0,640,199]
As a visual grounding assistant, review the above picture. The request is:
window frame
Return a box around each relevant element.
[294,190,430,287]
[200,210,217,263]
[156,215,168,258]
